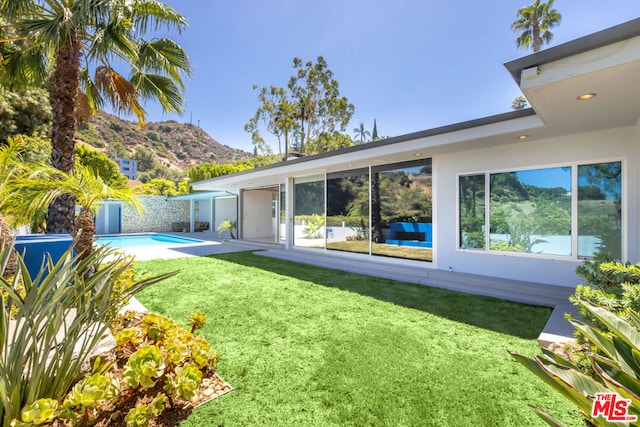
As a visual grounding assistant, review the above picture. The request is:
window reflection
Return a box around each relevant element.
[459,175,485,249]
[326,169,370,254]
[293,175,325,249]
[578,162,622,258]
[371,160,433,261]
[489,167,572,256]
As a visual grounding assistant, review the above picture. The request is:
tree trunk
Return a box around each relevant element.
[0,214,17,278]
[47,37,81,234]
[73,208,95,261]
[531,16,541,52]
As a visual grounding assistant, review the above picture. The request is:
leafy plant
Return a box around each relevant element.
[0,242,176,426]
[189,311,207,333]
[124,393,167,427]
[122,345,166,389]
[510,298,640,426]
[59,369,119,426]
[217,219,237,240]
[571,255,640,335]
[15,399,58,426]
[303,214,325,239]
[164,363,202,401]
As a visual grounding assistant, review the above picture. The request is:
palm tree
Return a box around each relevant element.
[511,0,562,53]
[0,138,30,277]
[353,122,371,144]
[16,165,143,261]
[1,0,192,233]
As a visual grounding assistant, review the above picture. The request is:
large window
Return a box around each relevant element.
[293,175,325,249]
[578,162,622,259]
[292,159,433,261]
[326,169,370,254]
[459,174,485,249]
[458,161,622,259]
[490,167,571,256]
[371,159,432,261]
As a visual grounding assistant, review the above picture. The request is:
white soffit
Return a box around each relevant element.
[520,36,640,131]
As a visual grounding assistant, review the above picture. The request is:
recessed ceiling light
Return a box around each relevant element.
[347,164,353,167]
[414,153,422,157]
[576,93,596,100]
[517,135,529,140]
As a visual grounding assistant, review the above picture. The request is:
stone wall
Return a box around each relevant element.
[121,196,190,233]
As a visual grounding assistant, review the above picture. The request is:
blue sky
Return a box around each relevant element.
[134,1,640,153]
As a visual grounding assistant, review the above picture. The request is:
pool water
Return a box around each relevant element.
[95,233,203,248]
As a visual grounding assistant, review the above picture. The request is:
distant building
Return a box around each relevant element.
[114,158,138,180]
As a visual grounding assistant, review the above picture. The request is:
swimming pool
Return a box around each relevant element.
[95,233,204,248]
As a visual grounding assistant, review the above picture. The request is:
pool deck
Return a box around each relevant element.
[99,232,258,260]
[116,233,577,347]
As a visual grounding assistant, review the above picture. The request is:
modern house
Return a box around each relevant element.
[192,18,640,289]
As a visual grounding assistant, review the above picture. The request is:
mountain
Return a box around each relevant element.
[75,111,250,171]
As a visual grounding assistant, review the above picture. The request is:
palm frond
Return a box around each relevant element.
[0,43,49,88]
[137,38,192,85]
[94,65,147,125]
[130,71,184,114]
[130,0,188,34]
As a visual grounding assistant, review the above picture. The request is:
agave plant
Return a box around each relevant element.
[510,298,640,426]
[0,240,176,427]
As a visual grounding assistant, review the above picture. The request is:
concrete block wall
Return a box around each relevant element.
[121,196,190,233]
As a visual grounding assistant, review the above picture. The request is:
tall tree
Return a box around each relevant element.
[289,56,354,153]
[372,119,379,141]
[511,0,562,53]
[352,122,370,144]
[245,85,297,157]
[1,0,192,233]
[247,56,354,156]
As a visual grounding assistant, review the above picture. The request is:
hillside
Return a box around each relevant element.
[75,111,250,171]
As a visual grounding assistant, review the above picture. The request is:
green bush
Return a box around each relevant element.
[510,299,640,426]
[510,254,640,425]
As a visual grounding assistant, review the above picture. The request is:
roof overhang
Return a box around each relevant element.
[505,18,640,133]
[168,191,236,201]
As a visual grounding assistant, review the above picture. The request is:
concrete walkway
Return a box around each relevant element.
[120,233,578,347]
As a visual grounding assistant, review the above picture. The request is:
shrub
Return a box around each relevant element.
[0,241,175,424]
[510,254,640,425]
[510,299,640,426]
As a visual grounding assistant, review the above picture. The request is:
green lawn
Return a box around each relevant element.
[135,252,582,426]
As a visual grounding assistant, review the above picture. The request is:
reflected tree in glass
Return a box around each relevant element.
[459,174,485,249]
[293,175,325,248]
[326,169,369,254]
[578,162,622,259]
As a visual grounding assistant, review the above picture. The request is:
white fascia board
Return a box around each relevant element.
[521,36,640,90]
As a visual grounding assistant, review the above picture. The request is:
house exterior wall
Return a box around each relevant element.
[121,196,190,233]
[215,197,237,231]
[435,126,638,287]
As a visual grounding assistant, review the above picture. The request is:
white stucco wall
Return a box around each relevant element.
[434,126,638,287]
[215,197,237,231]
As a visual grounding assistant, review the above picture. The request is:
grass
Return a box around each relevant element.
[135,252,582,426]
